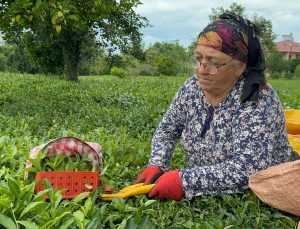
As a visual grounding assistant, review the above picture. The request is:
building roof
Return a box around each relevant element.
[276,40,300,53]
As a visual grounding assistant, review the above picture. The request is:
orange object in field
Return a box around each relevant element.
[288,134,300,155]
[35,171,99,199]
[284,110,300,135]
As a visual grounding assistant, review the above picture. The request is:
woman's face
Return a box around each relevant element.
[194,45,246,95]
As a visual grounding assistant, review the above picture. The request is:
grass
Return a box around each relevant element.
[0,72,299,228]
[269,79,300,109]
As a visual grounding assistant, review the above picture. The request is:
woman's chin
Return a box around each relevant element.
[198,78,213,89]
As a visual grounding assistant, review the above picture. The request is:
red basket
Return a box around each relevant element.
[32,137,102,199]
[35,171,99,199]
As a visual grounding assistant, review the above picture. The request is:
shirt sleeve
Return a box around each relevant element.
[180,103,285,199]
[148,83,187,171]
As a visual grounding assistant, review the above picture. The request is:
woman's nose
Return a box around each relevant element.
[195,64,209,75]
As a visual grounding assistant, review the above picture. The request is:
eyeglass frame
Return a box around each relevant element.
[195,58,234,75]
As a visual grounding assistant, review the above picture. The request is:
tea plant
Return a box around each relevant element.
[0,72,299,228]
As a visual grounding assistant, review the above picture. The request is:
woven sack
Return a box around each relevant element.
[249,160,300,216]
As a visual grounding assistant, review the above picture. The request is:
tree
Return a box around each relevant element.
[78,32,100,75]
[0,42,32,73]
[145,41,191,76]
[0,0,148,80]
[90,52,110,75]
[289,57,300,74]
[209,2,276,51]
[22,30,64,74]
[209,2,245,21]
[265,51,286,73]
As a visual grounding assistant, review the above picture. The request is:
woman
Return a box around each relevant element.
[134,13,292,200]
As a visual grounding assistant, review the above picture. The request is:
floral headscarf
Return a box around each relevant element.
[198,18,249,63]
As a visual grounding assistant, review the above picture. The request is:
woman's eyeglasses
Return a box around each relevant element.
[195,59,233,75]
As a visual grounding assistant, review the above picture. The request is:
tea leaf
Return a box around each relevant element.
[72,192,90,203]
[53,211,73,224]
[20,201,44,218]
[58,218,75,229]
[28,157,42,172]
[73,209,85,222]
[33,188,52,200]
[0,199,10,208]
[0,213,17,229]
[24,167,38,173]
[8,178,20,198]
[144,200,157,207]
[125,218,137,229]
[100,165,108,176]
[17,220,39,229]
[83,197,93,216]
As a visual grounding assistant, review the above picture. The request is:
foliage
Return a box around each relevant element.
[252,14,276,51]
[0,0,148,80]
[145,41,192,76]
[265,50,291,75]
[268,79,300,109]
[22,31,64,75]
[90,54,110,75]
[265,51,300,78]
[120,54,142,77]
[100,41,193,77]
[0,43,32,73]
[0,73,300,228]
[154,54,180,76]
[79,32,101,76]
[289,57,300,74]
[295,64,300,79]
[209,2,276,51]
[285,72,294,80]
[269,72,282,80]
[110,66,127,79]
[138,62,156,76]
[107,54,144,77]
[0,51,7,71]
[209,2,245,21]
[29,151,96,172]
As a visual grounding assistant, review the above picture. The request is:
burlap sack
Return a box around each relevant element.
[249,160,300,216]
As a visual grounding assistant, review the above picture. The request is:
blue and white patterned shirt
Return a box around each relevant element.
[149,75,292,199]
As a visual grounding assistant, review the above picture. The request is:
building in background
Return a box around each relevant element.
[275,33,300,60]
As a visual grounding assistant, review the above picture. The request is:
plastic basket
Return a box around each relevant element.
[35,171,99,199]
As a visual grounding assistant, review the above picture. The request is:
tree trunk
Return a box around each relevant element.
[62,29,82,81]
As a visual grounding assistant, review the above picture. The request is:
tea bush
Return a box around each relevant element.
[0,72,299,228]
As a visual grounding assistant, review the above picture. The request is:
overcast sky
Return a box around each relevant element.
[136,0,300,48]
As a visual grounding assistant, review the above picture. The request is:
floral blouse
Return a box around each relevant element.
[149,75,292,199]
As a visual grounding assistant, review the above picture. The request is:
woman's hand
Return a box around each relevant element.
[134,166,162,184]
[148,169,184,201]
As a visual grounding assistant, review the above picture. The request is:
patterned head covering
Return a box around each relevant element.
[198,18,249,63]
[197,12,267,103]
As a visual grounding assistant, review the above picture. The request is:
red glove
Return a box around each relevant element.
[148,169,184,201]
[134,166,163,184]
